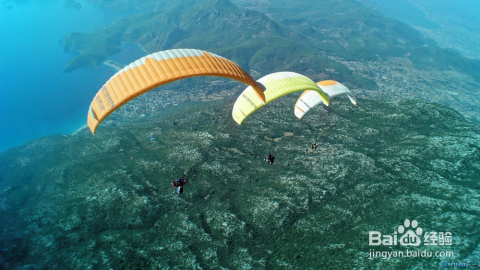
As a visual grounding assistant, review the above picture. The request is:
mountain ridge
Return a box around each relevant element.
[60,0,480,123]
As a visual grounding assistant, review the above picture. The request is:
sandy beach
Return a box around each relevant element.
[103,60,124,71]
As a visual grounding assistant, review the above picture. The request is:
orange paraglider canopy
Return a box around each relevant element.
[87,48,264,134]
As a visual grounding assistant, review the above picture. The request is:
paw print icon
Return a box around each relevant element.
[398,219,423,246]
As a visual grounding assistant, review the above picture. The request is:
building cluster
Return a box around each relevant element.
[109,88,236,122]
[339,58,440,101]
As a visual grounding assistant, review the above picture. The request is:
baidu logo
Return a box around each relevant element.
[369,219,422,246]
[398,219,423,246]
[369,219,452,246]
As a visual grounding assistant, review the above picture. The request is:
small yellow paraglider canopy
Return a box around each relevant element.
[232,72,329,124]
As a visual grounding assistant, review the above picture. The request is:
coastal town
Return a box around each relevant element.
[103,54,480,127]
[337,57,480,122]
[100,60,244,125]
[104,80,240,125]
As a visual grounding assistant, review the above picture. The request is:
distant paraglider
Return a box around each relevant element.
[232,72,330,124]
[265,153,276,164]
[172,174,188,194]
[87,48,265,134]
[294,80,357,119]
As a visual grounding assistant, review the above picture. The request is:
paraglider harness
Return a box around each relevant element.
[172,174,188,194]
[265,153,276,164]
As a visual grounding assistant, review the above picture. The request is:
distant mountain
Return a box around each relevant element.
[358,0,480,60]
[61,0,480,122]
[60,0,382,90]
[264,0,427,59]
[1,97,479,269]
[63,0,480,89]
[73,0,480,81]
[239,0,480,80]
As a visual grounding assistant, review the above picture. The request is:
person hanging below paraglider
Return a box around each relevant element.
[172,174,188,194]
[311,143,318,150]
[264,153,276,165]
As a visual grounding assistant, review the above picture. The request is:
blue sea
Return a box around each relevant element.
[0,0,144,153]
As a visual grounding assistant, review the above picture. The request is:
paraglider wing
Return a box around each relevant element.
[87,48,264,134]
[294,90,325,120]
[294,80,356,119]
[232,72,329,124]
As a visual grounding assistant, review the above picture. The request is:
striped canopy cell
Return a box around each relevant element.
[294,80,357,119]
[87,48,264,134]
[232,72,329,125]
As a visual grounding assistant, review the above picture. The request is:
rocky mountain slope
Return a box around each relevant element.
[1,97,479,269]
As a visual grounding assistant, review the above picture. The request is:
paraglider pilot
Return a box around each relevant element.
[265,153,276,165]
[172,174,188,194]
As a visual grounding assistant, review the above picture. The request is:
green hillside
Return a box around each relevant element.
[61,0,380,90]
[67,0,480,83]
[1,98,479,269]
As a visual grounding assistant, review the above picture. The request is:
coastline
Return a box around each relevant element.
[73,124,88,135]
[103,60,123,71]
[102,42,147,72]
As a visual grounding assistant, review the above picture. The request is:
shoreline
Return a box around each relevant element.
[72,124,88,135]
[103,42,148,72]
[103,60,124,71]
